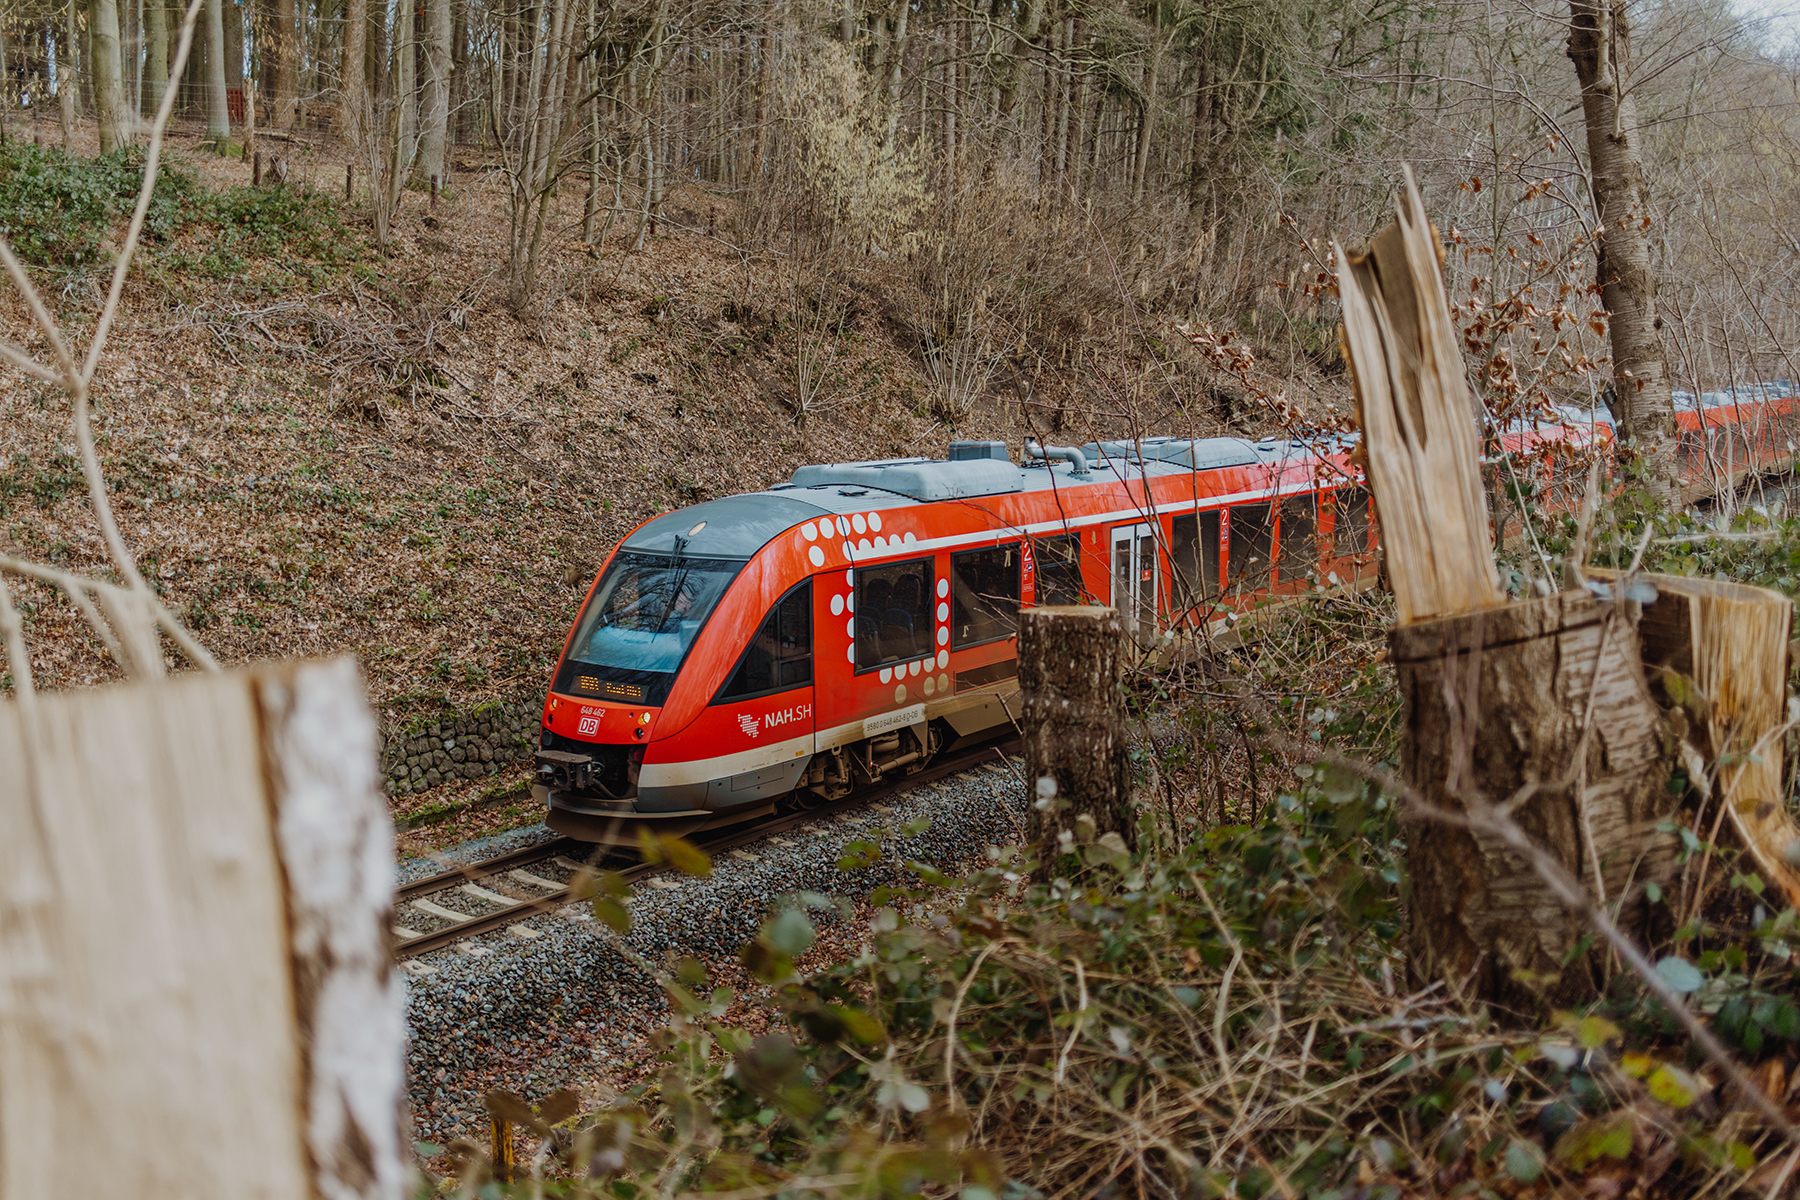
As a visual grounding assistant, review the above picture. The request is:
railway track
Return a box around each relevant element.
[392,737,1022,961]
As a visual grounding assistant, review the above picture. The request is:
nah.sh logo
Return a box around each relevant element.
[737,713,760,738]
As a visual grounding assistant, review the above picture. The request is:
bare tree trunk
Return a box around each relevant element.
[581,0,600,239]
[1187,40,1211,204]
[942,25,957,185]
[93,0,125,149]
[881,0,906,142]
[395,0,415,155]
[1038,15,1057,186]
[507,0,584,307]
[270,0,294,124]
[224,0,242,90]
[338,0,365,141]
[1064,15,1086,201]
[1567,0,1681,501]
[309,0,335,122]
[124,0,140,121]
[81,0,93,112]
[366,0,385,104]
[749,1,773,175]
[1132,19,1162,202]
[1052,19,1071,183]
[60,0,77,145]
[451,0,468,143]
[993,0,1043,129]
[421,0,450,182]
[202,0,228,139]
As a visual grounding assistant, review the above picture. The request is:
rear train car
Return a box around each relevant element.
[532,434,1382,842]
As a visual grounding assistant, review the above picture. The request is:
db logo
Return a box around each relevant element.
[737,713,760,739]
[578,716,600,736]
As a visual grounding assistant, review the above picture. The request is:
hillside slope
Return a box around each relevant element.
[0,123,1327,734]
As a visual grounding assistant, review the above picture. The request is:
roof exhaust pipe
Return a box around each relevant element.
[1025,439,1090,477]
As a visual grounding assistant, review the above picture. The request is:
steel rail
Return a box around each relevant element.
[393,737,1021,960]
[395,835,592,903]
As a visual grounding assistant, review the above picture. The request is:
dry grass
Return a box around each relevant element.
[0,118,1125,709]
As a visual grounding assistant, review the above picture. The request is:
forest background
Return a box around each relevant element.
[2,0,1798,725]
[8,0,1800,1191]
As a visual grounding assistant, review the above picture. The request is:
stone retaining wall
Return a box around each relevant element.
[380,696,542,797]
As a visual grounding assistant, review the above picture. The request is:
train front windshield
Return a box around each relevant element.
[556,551,744,706]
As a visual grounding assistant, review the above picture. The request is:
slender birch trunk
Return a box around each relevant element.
[1567,0,1682,501]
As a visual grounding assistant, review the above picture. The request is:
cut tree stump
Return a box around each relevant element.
[1618,572,1800,913]
[0,657,406,1200]
[1336,175,1689,1016]
[1019,605,1132,866]
[1394,575,1676,1011]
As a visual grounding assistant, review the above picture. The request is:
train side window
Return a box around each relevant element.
[855,557,933,671]
[1333,487,1371,556]
[951,545,1021,647]
[1033,533,1085,604]
[714,579,813,702]
[1170,511,1220,607]
[1277,495,1317,582]
[1227,503,1273,593]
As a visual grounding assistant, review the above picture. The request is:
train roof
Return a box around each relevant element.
[621,434,1354,560]
[620,493,838,559]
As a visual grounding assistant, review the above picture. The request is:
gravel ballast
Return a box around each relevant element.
[402,757,1028,1141]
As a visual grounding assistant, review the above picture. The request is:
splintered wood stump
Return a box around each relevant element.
[0,657,406,1200]
[1020,606,1132,863]
[1395,591,1675,1011]
[1626,573,1800,912]
[1336,169,1506,625]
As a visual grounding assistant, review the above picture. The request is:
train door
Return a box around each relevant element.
[1110,524,1158,640]
[703,578,815,805]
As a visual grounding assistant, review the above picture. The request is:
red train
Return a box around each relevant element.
[1671,385,1800,500]
[532,401,1785,842]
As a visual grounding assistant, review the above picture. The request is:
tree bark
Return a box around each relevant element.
[1020,605,1133,873]
[993,0,1042,128]
[1065,16,1086,201]
[93,0,125,149]
[202,0,228,139]
[420,0,450,182]
[223,0,242,89]
[339,0,366,142]
[366,0,386,104]
[0,658,406,1200]
[59,0,77,144]
[394,0,415,156]
[1132,19,1162,202]
[880,0,906,143]
[1396,591,1674,1013]
[270,0,295,125]
[1567,0,1681,501]
[749,1,774,174]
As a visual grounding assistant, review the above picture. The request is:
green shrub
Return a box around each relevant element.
[0,143,200,265]
[441,765,1800,1198]
[0,142,353,271]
